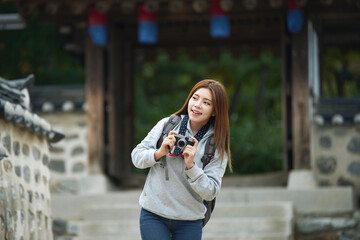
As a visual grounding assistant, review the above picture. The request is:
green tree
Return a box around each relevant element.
[322,45,360,98]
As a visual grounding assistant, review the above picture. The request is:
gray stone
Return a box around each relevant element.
[65,134,78,140]
[19,184,24,198]
[72,163,85,173]
[287,170,317,189]
[0,189,5,198]
[22,144,29,156]
[316,156,337,174]
[3,160,12,172]
[0,144,7,160]
[348,162,360,176]
[71,146,84,156]
[2,135,11,153]
[23,166,30,183]
[0,215,4,231]
[53,219,67,234]
[5,211,13,232]
[66,221,79,235]
[32,147,40,160]
[42,154,49,166]
[28,212,34,233]
[50,146,65,153]
[49,160,66,173]
[297,217,358,234]
[348,137,360,154]
[20,210,24,225]
[338,177,355,187]
[14,166,21,177]
[319,136,331,149]
[34,170,40,183]
[55,180,79,194]
[54,236,78,240]
[340,229,360,240]
[13,142,20,156]
[34,192,39,200]
[27,191,33,203]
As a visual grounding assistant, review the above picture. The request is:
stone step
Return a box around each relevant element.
[79,232,291,240]
[51,190,141,219]
[81,202,293,221]
[202,233,292,240]
[204,218,293,234]
[78,217,292,237]
[211,202,293,219]
[217,187,354,214]
[52,186,354,220]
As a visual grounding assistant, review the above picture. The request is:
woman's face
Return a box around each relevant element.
[188,87,215,127]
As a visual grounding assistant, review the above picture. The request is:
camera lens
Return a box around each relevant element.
[177,139,186,148]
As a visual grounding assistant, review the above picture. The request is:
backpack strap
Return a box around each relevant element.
[201,135,215,169]
[157,114,181,181]
[157,114,181,149]
[201,135,216,228]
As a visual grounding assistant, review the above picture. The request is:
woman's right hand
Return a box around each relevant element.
[154,130,178,161]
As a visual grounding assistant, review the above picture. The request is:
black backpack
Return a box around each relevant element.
[156,114,216,227]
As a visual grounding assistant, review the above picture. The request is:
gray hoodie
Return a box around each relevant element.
[131,115,228,221]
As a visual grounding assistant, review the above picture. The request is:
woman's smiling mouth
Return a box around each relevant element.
[191,109,201,115]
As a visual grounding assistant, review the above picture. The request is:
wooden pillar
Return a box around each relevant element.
[85,33,105,174]
[107,23,134,182]
[281,24,293,171]
[290,21,311,169]
[122,34,134,179]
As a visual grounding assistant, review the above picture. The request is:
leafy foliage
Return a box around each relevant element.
[322,45,360,98]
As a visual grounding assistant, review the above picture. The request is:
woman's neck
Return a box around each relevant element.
[189,121,204,135]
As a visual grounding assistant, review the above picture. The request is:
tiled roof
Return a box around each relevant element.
[0,74,64,143]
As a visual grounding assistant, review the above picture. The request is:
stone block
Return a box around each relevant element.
[53,219,67,234]
[297,217,358,234]
[340,229,360,240]
[247,187,355,214]
[217,187,355,214]
[287,170,317,189]
[78,174,116,194]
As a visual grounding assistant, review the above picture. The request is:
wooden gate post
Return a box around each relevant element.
[290,22,311,169]
[85,33,105,174]
[107,23,134,182]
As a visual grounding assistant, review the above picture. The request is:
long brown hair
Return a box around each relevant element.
[174,79,232,172]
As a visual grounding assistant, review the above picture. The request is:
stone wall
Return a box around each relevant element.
[0,75,64,239]
[311,108,360,198]
[0,119,53,239]
[29,86,104,194]
[40,112,89,194]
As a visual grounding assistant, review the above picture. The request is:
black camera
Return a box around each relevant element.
[174,134,195,150]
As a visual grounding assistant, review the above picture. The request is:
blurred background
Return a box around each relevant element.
[0,1,360,186]
[1,1,360,239]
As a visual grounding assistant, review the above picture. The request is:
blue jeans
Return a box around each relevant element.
[140,208,203,240]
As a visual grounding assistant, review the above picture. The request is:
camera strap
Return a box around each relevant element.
[158,114,215,178]
[173,115,189,155]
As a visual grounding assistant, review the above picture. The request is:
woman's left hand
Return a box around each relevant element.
[183,137,198,169]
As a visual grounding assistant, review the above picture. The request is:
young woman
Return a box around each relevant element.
[131,79,232,240]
